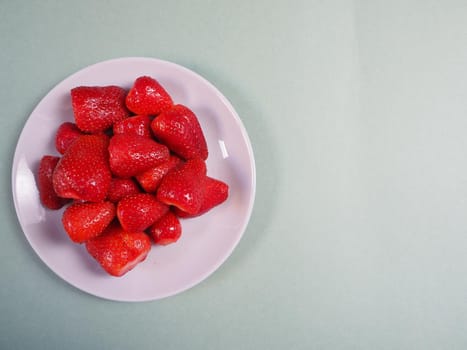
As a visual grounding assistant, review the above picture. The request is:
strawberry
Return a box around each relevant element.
[71,85,130,133]
[108,134,170,178]
[156,158,207,214]
[37,155,70,210]
[113,114,153,138]
[107,178,141,203]
[62,201,116,243]
[55,122,83,154]
[85,222,151,277]
[135,154,182,193]
[53,134,111,202]
[147,211,182,245]
[117,193,169,232]
[174,176,229,218]
[151,104,208,160]
[125,76,173,115]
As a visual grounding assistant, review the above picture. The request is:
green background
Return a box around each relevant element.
[2,0,467,349]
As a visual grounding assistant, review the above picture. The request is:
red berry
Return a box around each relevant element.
[148,211,182,245]
[85,222,151,277]
[37,155,70,210]
[108,134,170,178]
[135,155,182,193]
[53,135,111,202]
[55,122,83,154]
[113,114,153,138]
[117,193,169,232]
[125,76,173,115]
[71,85,130,133]
[107,178,141,203]
[174,176,229,218]
[156,158,207,214]
[62,201,116,243]
[151,104,208,160]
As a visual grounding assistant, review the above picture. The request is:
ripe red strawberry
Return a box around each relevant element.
[113,114,153,138]
[117,193,169,232]
[147,211,182,245]
[37,155,70,210]
[174,176,229,218]
[55,122,83,154]
[156,158,207,214]
[125,76,173,115]
[71,85,130,133]
[53,134,111,202]
[107,178,141,203]
[85,222,151,277]
[151,104,208,160]
[62,201,116,243]
[108,134,170,178]
[135,155,182,193]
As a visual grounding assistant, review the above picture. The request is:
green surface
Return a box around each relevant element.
[2,0,467,349]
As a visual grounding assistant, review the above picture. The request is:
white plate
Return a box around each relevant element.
[11,57,256,302]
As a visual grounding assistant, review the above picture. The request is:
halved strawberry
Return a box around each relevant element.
[151,104,208,160]
[113,115,153,138]
[55,122,83,155]
[147,211,182,245]
[117,193,169,232]
[174,176,229,218]
[71,85,130,133]
[135,154,182,193]
[125,76,173,115]
[53,134,111,202]
[108,134,170,178]
[37,155,70,210]
[85,222,151,277]
[156,158,207,214]
[62,201,116,243]
[107,178,141,203]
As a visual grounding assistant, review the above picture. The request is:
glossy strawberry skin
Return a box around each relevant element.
[62,201,116,243]
[135,155,182,193]
[151,104,208,160]
[71,85,130,133]
[53,134,111,202]
[108,134,170,178]
[148,211,182,245]
[117,193,169,232]
[156,158,207,214]
[107,178,141,203]
[113,115,153,138]
[125,76,173,115]
[85,222,151,277]
[37,155,70,210]
[174,176,229,218]
[55,122,83,154]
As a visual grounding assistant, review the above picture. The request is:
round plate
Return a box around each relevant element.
[11,57,256,302]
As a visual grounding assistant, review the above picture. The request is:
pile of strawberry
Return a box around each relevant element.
[37,76,229,277]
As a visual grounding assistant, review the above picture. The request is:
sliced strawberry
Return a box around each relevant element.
[107,178,141,203]
[37,155,70,210]
[85,222,151,277]
[113,114,153,138]
[117,193,169,232]
[151,104,208,160]
[71,85,130,133]
[55,122,83,154]
[147,211,182,245]
[174,176,229,218]
[108,134,170,178]
[62,201,116,243]
[135,154,182,193]
[125,76,173,115]
[156,158,207,214]
[53,134,111,202]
